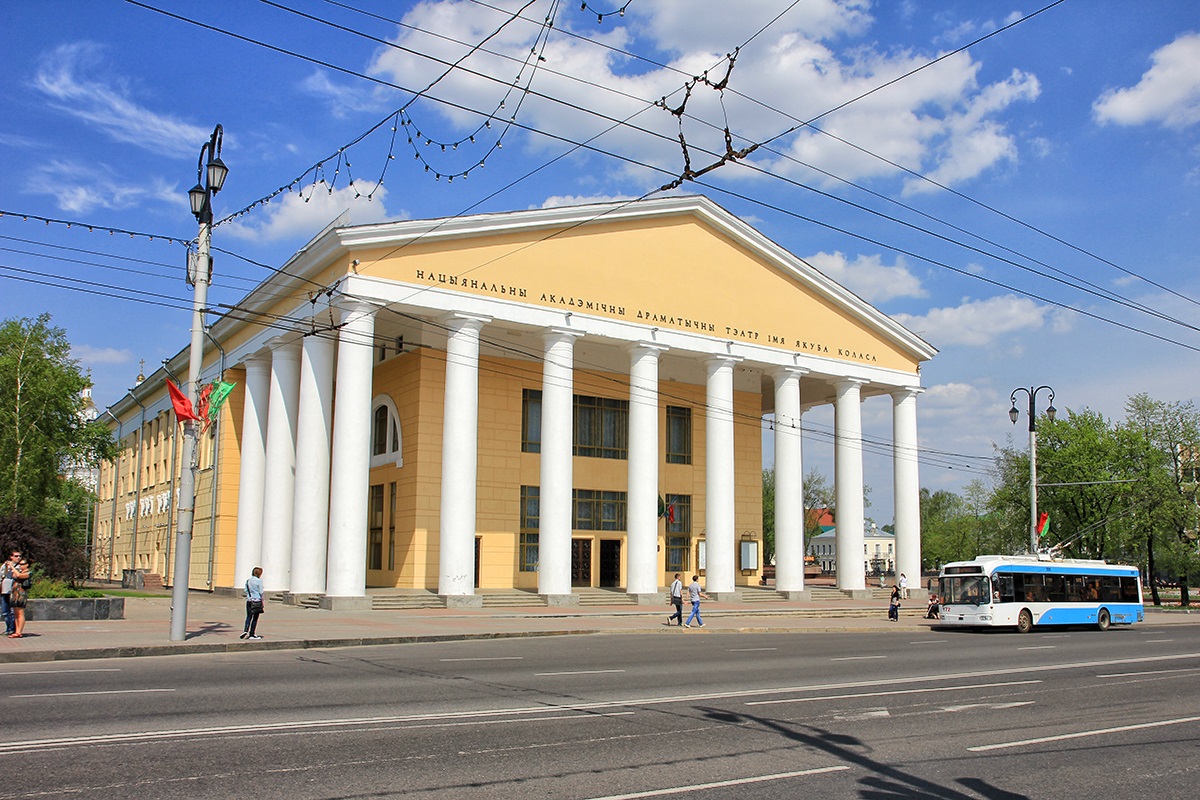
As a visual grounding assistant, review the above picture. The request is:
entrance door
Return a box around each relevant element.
[599,540,621,588]
[571,539,592,587]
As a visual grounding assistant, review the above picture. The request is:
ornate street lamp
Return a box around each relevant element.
[1009,385,1056,554]
[171,125,226,642]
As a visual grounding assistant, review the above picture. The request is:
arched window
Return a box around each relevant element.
[370,394,403,468]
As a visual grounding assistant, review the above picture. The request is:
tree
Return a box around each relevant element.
[760,467,842,564]
[0,314,114,518]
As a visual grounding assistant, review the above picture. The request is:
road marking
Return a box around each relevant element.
[5,652,1200,753]
[1018,646,1055,651]
[438,656,524,662]
[582,766,850,799]
[728,647,777,652]
[1144,639,1173,643]
[11,689,175,699]
[938,702,1034,712]
[836,709,890,721]
[910,640,948,645]
[0,668,120,676]
[746,680,1040,706]
[831,655,887,661]
[535,669,626,677]
[968,715,1200,752]
[1097,667,1200,678]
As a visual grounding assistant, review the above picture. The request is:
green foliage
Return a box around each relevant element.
[28,577,104,598]
[0,513,88,583]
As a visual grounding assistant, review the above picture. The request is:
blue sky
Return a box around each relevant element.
[2,0,1198,523]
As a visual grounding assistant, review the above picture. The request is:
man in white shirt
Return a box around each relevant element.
[666,573,684,627]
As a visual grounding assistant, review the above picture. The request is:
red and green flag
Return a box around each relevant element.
[1036,511,1050,538]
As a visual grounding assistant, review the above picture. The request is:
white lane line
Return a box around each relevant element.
[1145,639,1173,643]
[831,655,887,661]
[728,648,777,652]
[583,766,850,799]
[535,669,626,677]
[439,656,524,662]
[910,640,948,645]
[746,680,1040,707]
[1097,667,1200,678]
[11,689,175,699]
[1018,646,1055,651]
[0,668,120,676]
[969,716,1200,752]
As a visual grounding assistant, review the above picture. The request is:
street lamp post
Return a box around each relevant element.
[170,124,227,642]
[1009,385,1056,554]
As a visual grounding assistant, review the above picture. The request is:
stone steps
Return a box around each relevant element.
[371,592,444,610]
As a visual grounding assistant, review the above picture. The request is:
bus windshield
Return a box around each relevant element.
[940,574,991,606]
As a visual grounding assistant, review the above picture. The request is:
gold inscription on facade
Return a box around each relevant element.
[411,269,878,365]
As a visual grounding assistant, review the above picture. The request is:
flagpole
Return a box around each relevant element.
[1009,385,1056,555]
[171,125,227,642]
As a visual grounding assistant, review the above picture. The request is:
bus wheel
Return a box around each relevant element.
[1097,608,1111,631]
[1017,609,1034,634]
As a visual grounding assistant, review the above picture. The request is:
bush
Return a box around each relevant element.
[0,513,87,584]
[29,576,103,599]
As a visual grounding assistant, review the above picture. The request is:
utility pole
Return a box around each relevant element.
[170,124,227,641]
[1009,385,1056,554]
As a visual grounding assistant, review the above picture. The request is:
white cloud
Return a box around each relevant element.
[27,159,183,215]
[538,193,637,208]
[805,250,925,303]
[32,42,213,158]
[1093,32,1200,129]
[892,294,1053,346]
[301,72,394,118]
[222,181,405,242]
[72,344,134,365]
[365,2,1042,196]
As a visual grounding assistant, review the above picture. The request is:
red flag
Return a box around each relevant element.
[1036,511,1050,538]
[167,379,200,421]
[667,503,675,524]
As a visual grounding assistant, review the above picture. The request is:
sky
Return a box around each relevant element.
[2,0,1198,526]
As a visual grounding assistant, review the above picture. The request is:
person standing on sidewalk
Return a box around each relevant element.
[0,551,17,636]
[684,575,708,628]
[899,573,909,600]
[241,567,264,640]
[666,573,684,627]
[8,558,30,638]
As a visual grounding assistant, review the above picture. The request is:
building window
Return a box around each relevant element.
[666,406,692,464]
[522,389,542,454]
[665,494,691,534]
[520,485,539,572]
[388,482,396,571]
[573,489,627,531]
[574,395,628,459]
[370,395,403,468]
[368,484,384,570]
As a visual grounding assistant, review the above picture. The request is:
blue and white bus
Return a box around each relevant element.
[937,555,1144,632]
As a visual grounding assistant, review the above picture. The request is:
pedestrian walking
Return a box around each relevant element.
[8,558,31,638]
[684,575,708,628]
[241,567,264,640]
[888,584,901,622]
[666,573,684,626]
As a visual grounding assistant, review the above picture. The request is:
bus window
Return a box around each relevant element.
[1100,577,1121,602]
[994,574,1014,604]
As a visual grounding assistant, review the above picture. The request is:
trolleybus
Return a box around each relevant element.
[937,555,1143,632]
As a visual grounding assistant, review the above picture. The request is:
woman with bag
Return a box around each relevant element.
[8,558,31,638]
[241,566,264,640]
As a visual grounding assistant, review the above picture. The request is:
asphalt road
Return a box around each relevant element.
[5,622,1199,799]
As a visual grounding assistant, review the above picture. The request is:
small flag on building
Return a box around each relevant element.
[166,379,200,422]
[1037,511,1050,538]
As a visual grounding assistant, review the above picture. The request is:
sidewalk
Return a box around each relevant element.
[0,592,1193,663]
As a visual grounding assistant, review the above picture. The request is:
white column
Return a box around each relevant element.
[538,328,582,602]
[439,313,490,601]
[234,355,270,587]
[289,333,336,595]
[893,387,923,594]
[704,356,738,596]
[326,300,377,602]
[627,342,667,600]
[772,367,807,594]
[834,378,868,592]
[259,340,301,592]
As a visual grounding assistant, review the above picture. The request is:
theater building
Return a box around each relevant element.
[92,195,935,606]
